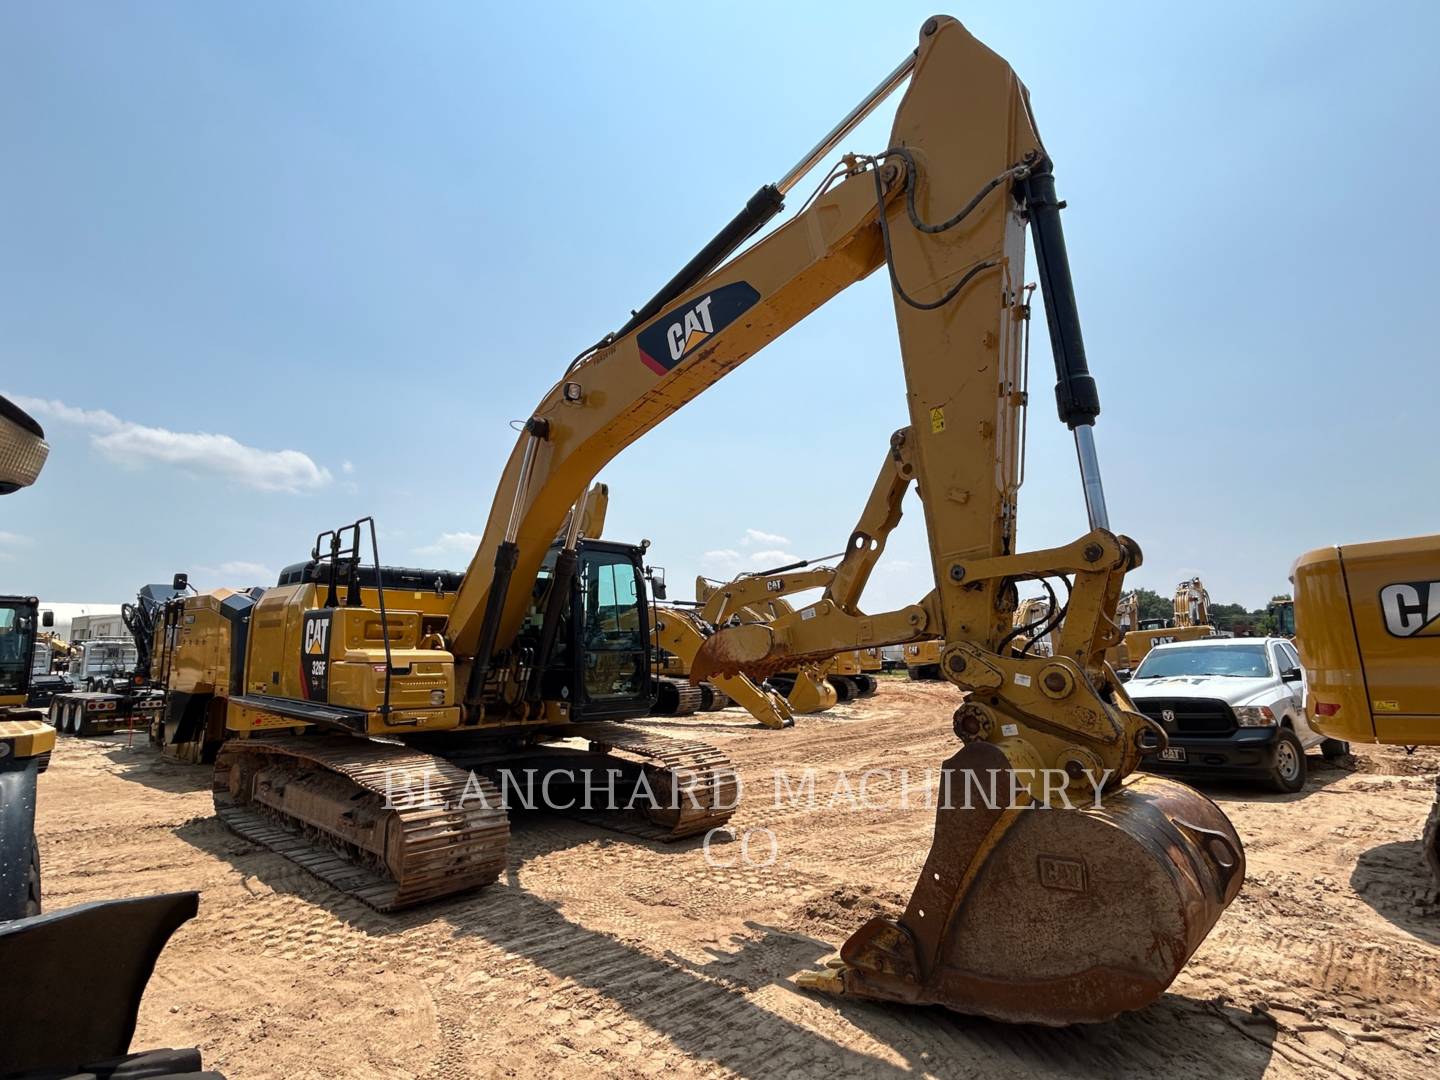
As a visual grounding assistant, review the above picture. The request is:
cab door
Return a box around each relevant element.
[573,548,652,720]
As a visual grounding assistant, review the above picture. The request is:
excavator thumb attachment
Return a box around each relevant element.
[798,741,1244,1025]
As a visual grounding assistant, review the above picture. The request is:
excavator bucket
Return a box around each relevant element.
[799,741,1244,1025]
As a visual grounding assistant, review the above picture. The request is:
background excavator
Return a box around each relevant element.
[694,560,879,706]
[1293,534,1440,899]
[110,17,1239,1027]
[1118,575,1217,671]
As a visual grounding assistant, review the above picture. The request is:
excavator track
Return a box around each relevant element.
[699,684,732,712]
[652,676,705,717]
[213,737,509,912]
[565,723,739,840]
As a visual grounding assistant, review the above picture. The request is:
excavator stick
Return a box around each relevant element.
[798,741,1244,1024]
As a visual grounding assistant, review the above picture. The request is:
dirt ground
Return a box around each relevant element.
[34,680,1440,1079]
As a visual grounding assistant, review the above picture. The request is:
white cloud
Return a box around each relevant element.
[746,548,798,565]
[742,528,790,547]
[11,394,333,494]
[699,546,801,578]
[341,460,355,474]
[415,531,484,557]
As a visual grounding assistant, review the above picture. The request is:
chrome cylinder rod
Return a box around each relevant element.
[776,51,917,195]
[505,425,543,543]
[1073,424,1110,532]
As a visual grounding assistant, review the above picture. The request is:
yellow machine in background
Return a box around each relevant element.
[1120,576,1217,669]
[903,639,943,679]
[649,604,795,727]
[1293,533,1440,897]
[694,570,841,712]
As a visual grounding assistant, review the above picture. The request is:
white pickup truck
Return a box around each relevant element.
[1125,636,1348,792]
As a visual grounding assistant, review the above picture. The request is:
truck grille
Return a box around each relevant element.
[1134,697,1236,737]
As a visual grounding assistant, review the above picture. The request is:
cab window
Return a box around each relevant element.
[579,551,646,703]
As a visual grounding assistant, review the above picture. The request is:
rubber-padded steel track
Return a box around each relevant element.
[652,677,705,717]
[566,723,739,840]
[699,684,733,711]
[214,737,509,912]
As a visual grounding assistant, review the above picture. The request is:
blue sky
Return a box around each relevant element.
[2,1,1435,613]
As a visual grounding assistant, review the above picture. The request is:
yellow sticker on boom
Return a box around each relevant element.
[1373,699,1400,712]
[929,406,945,434]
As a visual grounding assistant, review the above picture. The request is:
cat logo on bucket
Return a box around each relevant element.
[1379,581,1440,638]
[301,610,333,700]
[636,282,760,375]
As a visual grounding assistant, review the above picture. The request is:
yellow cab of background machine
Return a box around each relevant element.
[1293,533,1440,746]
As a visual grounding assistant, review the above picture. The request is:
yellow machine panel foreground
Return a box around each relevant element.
[131,16,1242,1027]
[1294,533,1440,895]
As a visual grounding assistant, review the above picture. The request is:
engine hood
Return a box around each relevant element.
[1126,675,1279,707]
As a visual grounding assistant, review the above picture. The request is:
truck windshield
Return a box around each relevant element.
[1133,644,1271,679]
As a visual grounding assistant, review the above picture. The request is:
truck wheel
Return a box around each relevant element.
[1321,737,1350,761]
[25,833,41,917]
[906,666,922,681]
[1268,728,1307,794]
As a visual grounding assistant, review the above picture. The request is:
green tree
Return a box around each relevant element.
[1133,588,1171,623]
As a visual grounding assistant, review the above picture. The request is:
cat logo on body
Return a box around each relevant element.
[1379,581,1440,638]
[636,282,761,376]
[301,610,333,701]
[765,579,785,592]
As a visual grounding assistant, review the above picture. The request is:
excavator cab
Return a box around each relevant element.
[524,539,656,721]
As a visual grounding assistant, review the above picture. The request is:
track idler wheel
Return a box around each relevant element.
[798,741,1245,1025]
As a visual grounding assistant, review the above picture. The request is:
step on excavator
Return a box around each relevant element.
[183,16,1239,1026]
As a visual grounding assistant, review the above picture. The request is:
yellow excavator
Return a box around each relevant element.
[1293,534,1440,899]
[172,17,1240,1025]
[649,605,796,727]
[694,568,841,712]
[696,560,879,704]
[1119,575,1217,670]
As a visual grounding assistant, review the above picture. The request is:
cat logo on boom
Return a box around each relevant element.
[1379,581,1440,638]
[636,282,761,375]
